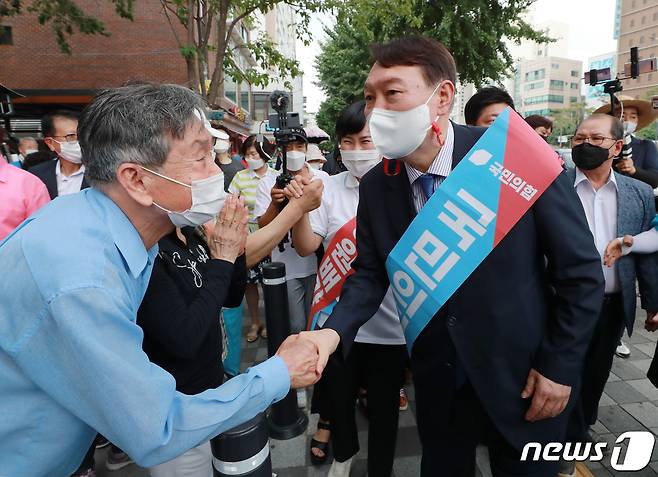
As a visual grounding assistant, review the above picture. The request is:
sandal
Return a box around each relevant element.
[310,420,331,466]
[246,324,260,343]
[259,326,267,339]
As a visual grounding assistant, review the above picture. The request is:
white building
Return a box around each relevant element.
[250,5,304,133]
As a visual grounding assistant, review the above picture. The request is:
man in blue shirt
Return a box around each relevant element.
[0,83,319,477]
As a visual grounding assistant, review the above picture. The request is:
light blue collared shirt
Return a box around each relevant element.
[0,188,290,477]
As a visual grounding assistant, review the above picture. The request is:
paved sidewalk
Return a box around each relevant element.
[96,303,658,477]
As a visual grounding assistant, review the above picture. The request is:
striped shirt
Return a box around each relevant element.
[405,122,455,213]
[228,166,277,223]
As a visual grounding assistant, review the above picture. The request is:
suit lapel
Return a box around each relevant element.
[385,164,416,238]
[46,160,59,199]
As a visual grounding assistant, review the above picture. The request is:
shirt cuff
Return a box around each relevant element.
[249,355,290,404]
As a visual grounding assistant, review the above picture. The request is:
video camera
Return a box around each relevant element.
[586,47,657,116]
[268,91,302,191]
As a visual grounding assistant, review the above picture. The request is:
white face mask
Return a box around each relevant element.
[623,121,637,135]
[368,82,442,160]
[56,140,83,164]
[246,158,265,171]
[308,161,325,170]
[143,167,226,228]
[286,150,307,171]
[340,149,381,179]
[214,139,230,154]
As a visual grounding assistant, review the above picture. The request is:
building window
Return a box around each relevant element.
[524,81,544,91]
[631,0,635,7]
[525,69,545,81]
[631,19,635,27]
[240,82,250,113]
[641,16,646,25]
[253,93,269,121]
[550,80,564,90]
[629,38,633,47]
[549,95,564,104]
[649,73,654,81]
[551,63,559,69]
[571,83,579,89]
[0,26,12,45]
[570,97,579,103]
[224,75,237,103]
[570,70,579,77]
[653,12,657,21]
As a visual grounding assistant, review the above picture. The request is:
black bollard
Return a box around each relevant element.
[261,262,308,440]
[211,412,272,476]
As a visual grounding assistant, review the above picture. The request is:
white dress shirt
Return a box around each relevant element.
[405,122,455,213]
[55,160,85,196]
[574,168,620,293]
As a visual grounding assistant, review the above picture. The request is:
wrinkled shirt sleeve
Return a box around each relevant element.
[12,286,289,467]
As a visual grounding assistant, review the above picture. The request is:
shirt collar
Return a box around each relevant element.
[345,172,359,189]
[405,122,455,184]
[89,188,158,278]
[55,159,85,178]
[574,167,618,190]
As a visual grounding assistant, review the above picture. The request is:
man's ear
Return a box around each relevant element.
[43,137,57,153]
[115,163,153,207]
[435,80,456,118]
[611,139,624,158]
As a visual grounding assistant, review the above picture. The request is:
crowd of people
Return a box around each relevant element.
[1,33,658,477]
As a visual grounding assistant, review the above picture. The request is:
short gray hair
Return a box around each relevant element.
[19,137,37,147]
[78,83,206,184]
[577,113,625,141]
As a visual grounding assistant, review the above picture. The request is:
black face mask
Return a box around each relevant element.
[572,143,611,170]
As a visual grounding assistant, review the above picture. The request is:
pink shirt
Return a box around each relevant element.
[0,160,51,240]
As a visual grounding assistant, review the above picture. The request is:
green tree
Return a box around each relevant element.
[548,103,592,147]
[635,86,658,141]
[315,0,551,134]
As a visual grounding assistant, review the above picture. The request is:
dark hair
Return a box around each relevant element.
[464,87,515,125]
[335,100,367,140]
[241,134,274,160]
[579,113,624,140]
[370,35,457,86]
[42,110,80,138]
[525,115,553,131]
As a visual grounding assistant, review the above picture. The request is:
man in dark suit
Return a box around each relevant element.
[300,36,604,476]
[30,110,89,199]
[562,114,658,475]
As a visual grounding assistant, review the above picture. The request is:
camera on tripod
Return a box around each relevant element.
[268,91,303,191]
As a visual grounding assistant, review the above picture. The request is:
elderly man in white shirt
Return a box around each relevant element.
[563,113,658,475]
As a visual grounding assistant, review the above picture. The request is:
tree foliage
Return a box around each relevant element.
[315,0,551,135]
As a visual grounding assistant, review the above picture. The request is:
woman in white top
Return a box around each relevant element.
[288,101,406,477]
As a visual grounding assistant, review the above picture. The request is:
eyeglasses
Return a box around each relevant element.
[49,133,78,143]
[571,135,617,147]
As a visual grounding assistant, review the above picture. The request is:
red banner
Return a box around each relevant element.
[307,217,358,330]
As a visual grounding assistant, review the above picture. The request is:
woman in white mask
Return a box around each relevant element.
[228,135,278,342]
[286,101,407,477]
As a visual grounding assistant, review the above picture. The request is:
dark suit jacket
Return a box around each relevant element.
[568,168,658,334]
[615,136,658,187]
[324,122,605,451]
[29,159,89,199]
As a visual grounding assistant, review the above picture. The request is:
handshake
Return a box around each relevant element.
[274,329,341,388]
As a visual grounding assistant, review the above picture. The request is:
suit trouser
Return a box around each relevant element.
[566,293,625,442]
[328,342,406,476]
[411,323,557,477]
[286,275,315,333]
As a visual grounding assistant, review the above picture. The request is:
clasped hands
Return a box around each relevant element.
[275,329,340,388]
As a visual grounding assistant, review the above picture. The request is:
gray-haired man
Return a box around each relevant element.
[0,83,319,476]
